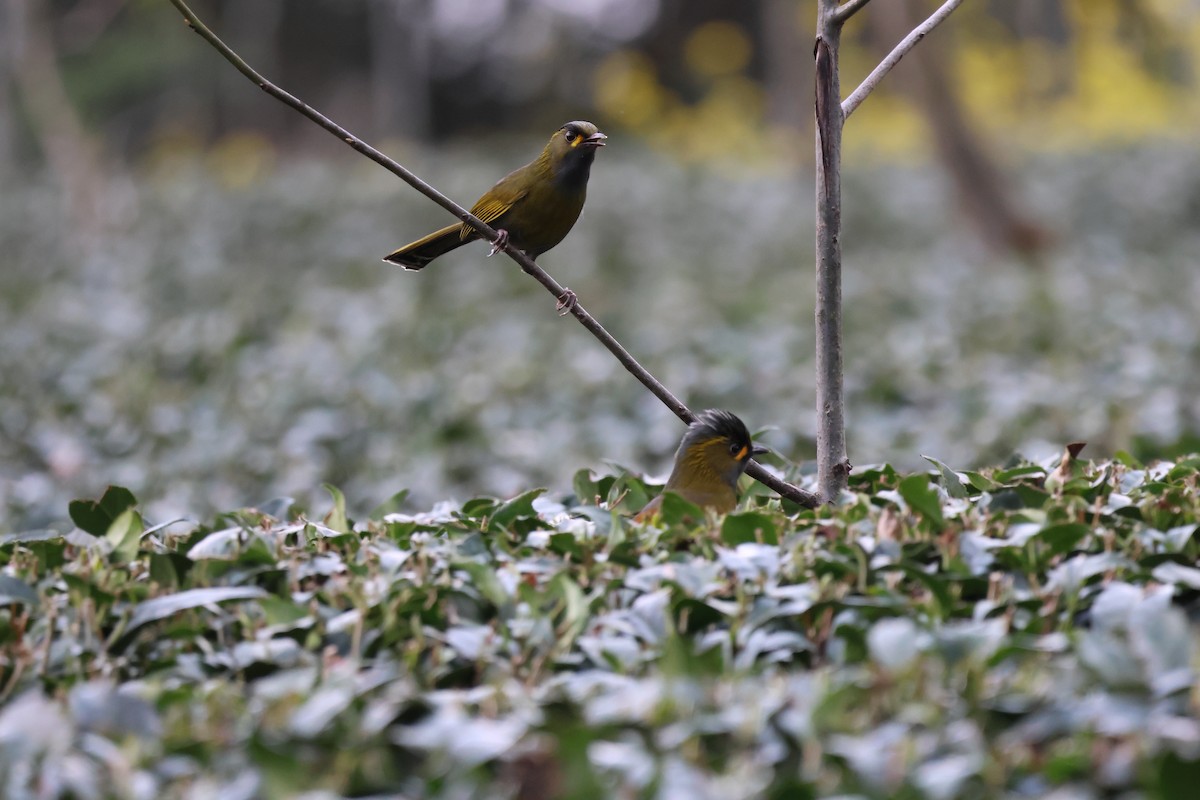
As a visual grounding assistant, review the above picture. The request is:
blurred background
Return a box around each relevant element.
[2,0,1199,528]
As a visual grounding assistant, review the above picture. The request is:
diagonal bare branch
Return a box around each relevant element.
[833,0,874,24]
[841,0,966,120]
[164,0,820,509]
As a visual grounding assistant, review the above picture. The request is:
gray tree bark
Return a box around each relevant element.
[813,0,849,502]
[813,0,966,502]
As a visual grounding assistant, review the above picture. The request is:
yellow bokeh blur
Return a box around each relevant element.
[593,0,1200,168]
[684,21,753,79]
[594,50,666,130]
[206,132,276,190]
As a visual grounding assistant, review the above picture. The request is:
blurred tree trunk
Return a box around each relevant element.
[1011,0,1069,42]
[0,0,14,173]
[219,0,285,133]
[367,0,432,140]
[762,0,812,137]
[10,0,107,246]
[871,0,1049,258]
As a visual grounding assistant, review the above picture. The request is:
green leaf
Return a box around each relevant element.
[0,575,39,607]
[0,529,62,546]
[1130,599,1191,687]
[1113,450,1141,468]
[673,597,725,634]
[1152,561,1200,590]
[323,484,349,532]
[891,563,955,617]
[106,507,144,564]
[148,553,185,588]
[721,511,779,546]
[460,497,498,520]
[922,455,968,499]
[1172,455,1200,472]
[897,474,944,529]
[125,586,269,633]
[572,468,602,505]
[69,486,138,537]
[848,464,898,496]
[1034,523,1091,555]
[260,595,311,627]
[491,488,546,529]
[1076,630,1144,689]
[1043,749,1090,782]
[369,489,409,519]
[867,617,922,672]
[454,561,510,609]
[62,573,116,607]
[659,492,705,527]
[187,528,256,561]
[549,573,589,648]
[549,532,584,559]
[963,471,999,493]
[1012,484,1050,509]
[238,536,280,566]
[993,465,1047,484]
[605,472,653,515]
[1157,752,1200,800]
[1045,551,1129,592]
[661,626,725,676]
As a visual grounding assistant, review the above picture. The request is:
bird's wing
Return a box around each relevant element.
[471,195,519,226]
[461,171,530,240]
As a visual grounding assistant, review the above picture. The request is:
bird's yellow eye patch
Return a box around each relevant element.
[734,445,748,461]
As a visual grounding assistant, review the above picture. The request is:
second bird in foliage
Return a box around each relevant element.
[383,121,607,270]
[637,409,767,521]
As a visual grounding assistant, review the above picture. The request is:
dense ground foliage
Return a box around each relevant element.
[3,145,1200,529]
[3,450,1200,798]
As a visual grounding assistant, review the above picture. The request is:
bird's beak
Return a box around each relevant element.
[751,444,770,457]
[584,131,607,147]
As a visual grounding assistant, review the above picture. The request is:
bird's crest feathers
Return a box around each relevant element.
[680,409,755,454]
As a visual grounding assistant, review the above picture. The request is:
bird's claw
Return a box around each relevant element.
[487,229,509,257]
[556,288,577,316]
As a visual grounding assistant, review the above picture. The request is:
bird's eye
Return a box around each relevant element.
[729,442,742,456]
[564,129,576,142]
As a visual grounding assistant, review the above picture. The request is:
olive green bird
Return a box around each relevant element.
[383,121,607,272]
[636,409,768,522]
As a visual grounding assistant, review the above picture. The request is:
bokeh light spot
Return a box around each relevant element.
[684,21,752,79]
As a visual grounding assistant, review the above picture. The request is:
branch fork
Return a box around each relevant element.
[812,0,963,501]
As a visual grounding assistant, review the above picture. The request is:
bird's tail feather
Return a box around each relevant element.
[382,223,474,270]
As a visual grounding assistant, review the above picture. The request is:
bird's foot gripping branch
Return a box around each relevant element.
[486,230,510,258]
[556,289,578,316]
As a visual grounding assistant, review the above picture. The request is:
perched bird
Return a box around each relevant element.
[636,409,768,522]
[383,121,607,272]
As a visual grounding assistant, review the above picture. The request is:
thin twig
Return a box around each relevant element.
[841,0,966,120]
[833,0,874,24]
[164,0,820,509]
